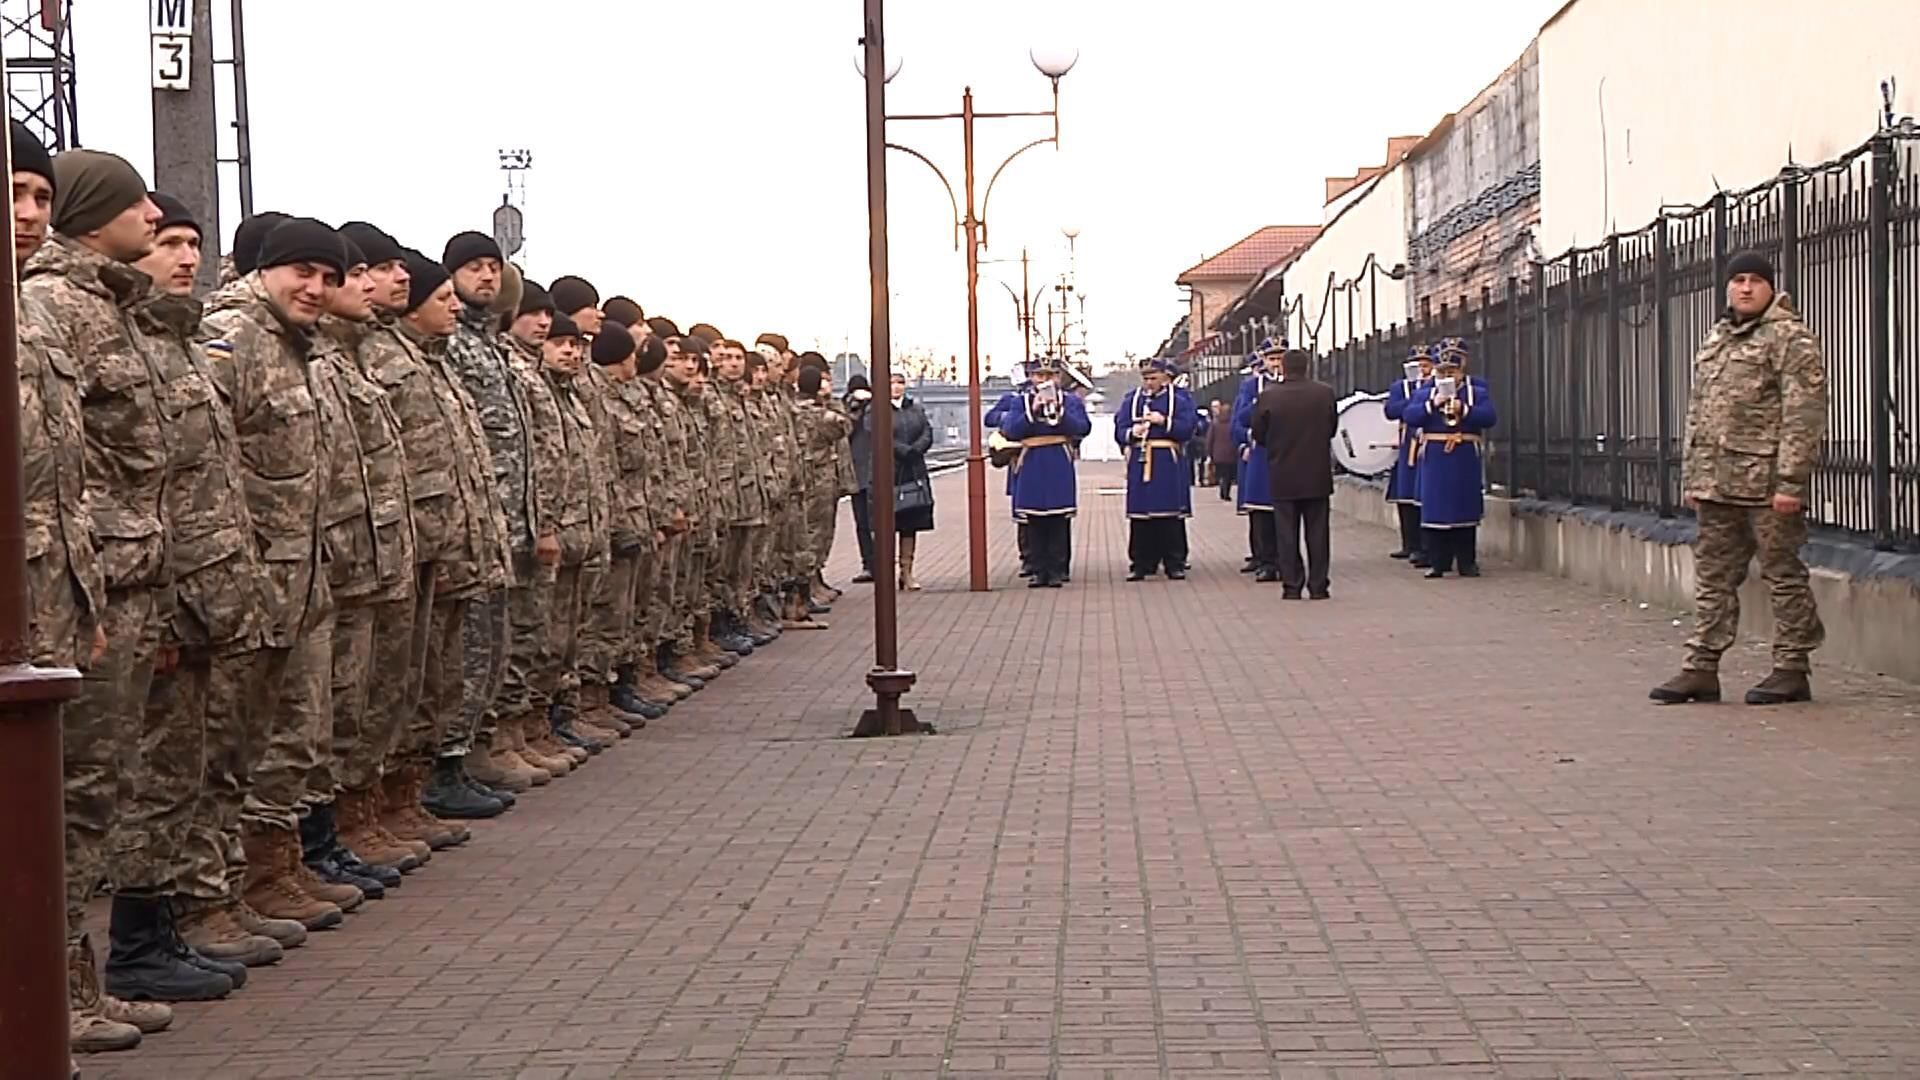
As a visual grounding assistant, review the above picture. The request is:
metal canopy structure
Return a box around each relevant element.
[2,0,78,150]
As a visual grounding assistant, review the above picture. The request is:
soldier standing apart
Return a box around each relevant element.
[1652,251,1828,706]
[1000,355,1093,588]
[1116,357,1199,581]
[438,232,542,813]
[307,238,420,899]
[799,358,855,606]
[200,219,356,937]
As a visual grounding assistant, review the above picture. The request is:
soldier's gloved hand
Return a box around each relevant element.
[155,643,180,676]
[90,625,107,666]
[535,533,562,566]
[1772,493,1804,515]
[655,530,667,549]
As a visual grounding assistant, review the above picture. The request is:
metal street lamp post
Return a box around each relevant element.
[868,35,1076,593]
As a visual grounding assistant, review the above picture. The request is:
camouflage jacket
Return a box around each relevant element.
[1682,293,1829,506]
[641,374,692,530]
[716,378,766,526]
[130,292,267,653]
[796,395,854,498]
[385,320,509,596]
[596,370,658,553]
[320,315,417,602]
[829,399,858,496]
[447,301,538,558]
[539,363,611,568]
[503,337,567,553]
[202,278,341,645]
[17,294,103,668]
[673,384,716,548]
[748,388,791,510]
[21,234,170,595]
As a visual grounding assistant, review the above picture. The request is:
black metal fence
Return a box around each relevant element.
[1194,132,1920,552]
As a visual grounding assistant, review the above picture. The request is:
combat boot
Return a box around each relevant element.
[694,623,738,669]
[174,897,282,967]
[1648,669,1722,704]
[539,708,592,765]
[480,736,543,790]
[161,902,249,988]
[574,710,625,742]
[782,591,828,631]
[228,896,308,950]
[102,895,234,1002]
[608,670,660,724]
[518,712,575,775]
[1746,669,1813,705]
[241,825,344,931]
[421,756,506,819]
[337,787,422,873]
[638,654,691,701]
[460,759,517,809]
[377,766,448,855]
[99,991,173,1036]
[299,804,385,900]
[497,724,554,785]
[466,740,533,793]
[68,934,145,1053]
[553,702,608,755]
[288,820,367,911]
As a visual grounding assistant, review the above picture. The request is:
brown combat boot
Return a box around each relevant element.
[487,734,549,788]
[228,895,308,949]
[638,654,690,702]
[174,897,283,967]
[408,762,470,847]
[573,712,622,744]
[288,829,365,912]
[465,740,532,793]
[1745,669,1813,705]
[783,591,828,631]
[1648,669,1722,704]
[497,724,553,785]
[376,767,444,856]
[68,935,144,1053]
[338,787,423,871]
[519,713,574,776]
[241,825,344,932]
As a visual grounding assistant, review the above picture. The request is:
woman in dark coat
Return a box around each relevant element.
[889,372,935,590]
[845,375,876,582]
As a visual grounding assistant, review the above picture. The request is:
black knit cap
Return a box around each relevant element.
[10,120,54,194]
[602,295,643,327]
[549,311,583,341]
[590,322,636,366]
[339,221,406,268]
[149,191,200,237]
[402,248,450,313]
[647,316,681,340]
[1727,249,1775,288]
[549,275,600,317]
[635,333,667,375]
[232,211,290,275]
[441,230,502,272]
[517,280,556,318]
[258,217,348,278]
[341,235,368,270]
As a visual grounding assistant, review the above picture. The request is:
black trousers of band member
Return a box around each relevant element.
[1394,503,1423,556]
[1247,510,1276,570]
[1017,521,1032,574]
[1421,526,1479,573]
[1127,518,1188,575]
[1273,497,1332,596]
[1027,516,1072,584]
[850,489,876,572]
[1215,460,1236,500]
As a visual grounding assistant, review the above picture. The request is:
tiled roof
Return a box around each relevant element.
[1177,225,1321,283]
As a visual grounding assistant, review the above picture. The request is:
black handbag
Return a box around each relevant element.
[894,474,934,514]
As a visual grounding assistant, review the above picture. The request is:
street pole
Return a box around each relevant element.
[960,89,988,593]
[228,0,256,218]
[151,0,223,293]
[1021,247,1032,365]
[853,0,921,737]
[0,61,86,1077]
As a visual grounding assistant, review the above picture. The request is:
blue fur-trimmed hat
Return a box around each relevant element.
[1256,335,1289,360]
[1140,356,1177,375]
[1436,337,1469,367]
[1030,353,1062,373]
[1408,343,1430,362]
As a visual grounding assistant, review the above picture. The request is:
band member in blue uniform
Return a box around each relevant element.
[1383,343,1433,567]
[1117,357,1199,580]
[1233,339,1288,581]
[1182,372,1209,489]
[1230,357,1260,570]
[1403,337,1497,577]
[986,365,1033,578]
[1000,355,1092,588]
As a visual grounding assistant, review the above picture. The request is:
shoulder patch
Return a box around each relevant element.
[203,339,234,361]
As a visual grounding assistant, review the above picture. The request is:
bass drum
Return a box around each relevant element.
[1332,392,1399,478]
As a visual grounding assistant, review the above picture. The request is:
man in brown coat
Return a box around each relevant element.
[1250,350,1337,599]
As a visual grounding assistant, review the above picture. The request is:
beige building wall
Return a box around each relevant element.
[1285,166,1412,352]
[1185,279,1248,344]
[1538,0,1920,253]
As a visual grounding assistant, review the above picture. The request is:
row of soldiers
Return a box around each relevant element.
[9,123,857,1069]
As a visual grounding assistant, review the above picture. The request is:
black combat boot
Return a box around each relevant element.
[300,803,387,900]
[159,903,249,988]
[551,702,608,755]
[104,895,235,1002]
[421,757,505,819]
[608,669,661,723]
[659,645,705,691]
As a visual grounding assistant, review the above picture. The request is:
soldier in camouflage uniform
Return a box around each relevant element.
[689,336,746,671]
[644,331,711,691]
[24,152,234,1004]
[124,196,290,980]
[379,250,513,849]
[711,340,768,653]
[746,345,793,641]
[494,284,586,781]
[1652,251,1829,707]
[796,360,854,607]
[772,345,826,630]
[437,232,540,814]
[665,336,727,683]
[10,128,161,1058]
[632,325,697,705]
[307,238,420,900]
[201,217,356,935]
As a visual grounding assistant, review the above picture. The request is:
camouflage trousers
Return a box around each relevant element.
[808,490,839,572]
[1684,499,1826,673]
[673,539,709,652]
[753,515,779,596]
[723,525,760,615]
[379,566,437,766]
[543,561,589,708]
[782,493,816,583]
[443,585,509,757]
[498,557,557,721]
[412,590,471,762]
[582,550,644,684]
[241,614,335,830]
[329,593,417,795]
[175,647,268,901]
[64,586,158,934]
[650,536,681,649]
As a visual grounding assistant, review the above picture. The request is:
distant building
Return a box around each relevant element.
[1174,225,1319,351]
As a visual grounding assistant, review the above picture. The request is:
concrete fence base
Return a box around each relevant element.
[1332,477,1920,685]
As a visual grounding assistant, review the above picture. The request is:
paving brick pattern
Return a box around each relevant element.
[86,464,1920,1079]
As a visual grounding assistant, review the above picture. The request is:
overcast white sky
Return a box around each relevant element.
[72,0,1559,376]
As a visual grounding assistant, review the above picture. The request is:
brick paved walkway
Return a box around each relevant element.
[88,463,1920,1079]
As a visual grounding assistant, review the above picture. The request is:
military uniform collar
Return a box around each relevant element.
[25,232,152,308]
[131,291,204,337]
